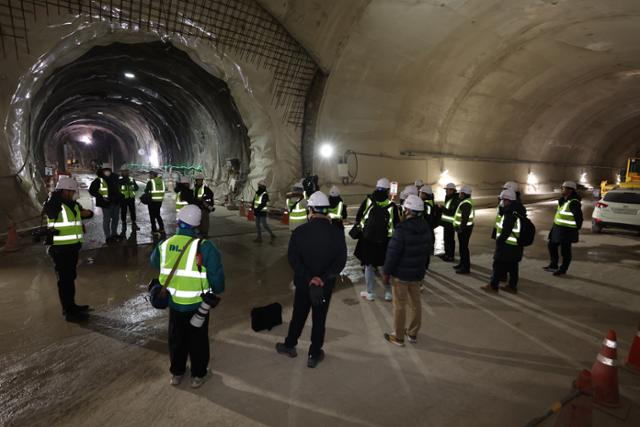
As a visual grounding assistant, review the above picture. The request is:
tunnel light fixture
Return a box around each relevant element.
[527,172,539,194]
[123,72,136,79]
[580,172,588,184]
[78,134,92,145]
[319,143,334,159]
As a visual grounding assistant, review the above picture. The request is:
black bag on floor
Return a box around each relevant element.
[251,303,282,332]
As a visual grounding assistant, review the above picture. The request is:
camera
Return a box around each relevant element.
[190,292,221,328]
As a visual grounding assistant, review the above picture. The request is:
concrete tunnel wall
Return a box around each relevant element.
[261,0,640,197]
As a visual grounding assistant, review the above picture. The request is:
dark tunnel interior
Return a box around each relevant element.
[30,41,250,194]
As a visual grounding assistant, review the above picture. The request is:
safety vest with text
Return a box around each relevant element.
[48,204,83,246]
[159,236,207,306]
[150,178,165,202]
[453,198,475,227]
[496,214,521,245]
[553,199,578,229]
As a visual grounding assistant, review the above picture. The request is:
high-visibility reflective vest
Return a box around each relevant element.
[287,196,307,224]
[423,200,434,217]
[98,178,108,197]
[120,179,136,199]
[494,206,502,236]
[359,198,395,237]
[176,192,188,211]
[453,198,474,227]
[253,192,265,210]
[159,236,207,306]
[496,215,521,245]
[195,185,206,201]
[328,201,344,221]
[47,204,83,245]
[150,178,165,202]
[553,199,579,228]
[440,198,456,223]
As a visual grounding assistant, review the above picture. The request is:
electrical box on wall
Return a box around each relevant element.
[337,163,349,178]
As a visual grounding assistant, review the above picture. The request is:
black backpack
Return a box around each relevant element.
[362,200,391,243]
[516,213,535,247]
[251,303,282,332]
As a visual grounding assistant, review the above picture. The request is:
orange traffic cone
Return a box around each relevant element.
[281,211,289,225]
[590,330,620,407]
[626,323,640,374]
[247,208,255,222]
[2,220,20,252]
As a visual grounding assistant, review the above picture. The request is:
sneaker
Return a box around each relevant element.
[307,350,325,368]
[553,270,566,277]
[276,342,297,358]
[384,291,392,302]
[170,375,183,386]
[384,333,405,347]
[500,285,517,294]
[191,376,207,389]
[360,291,375,301]
[481,284,498,294]
[405,332,417,344]
[543,265,558,272]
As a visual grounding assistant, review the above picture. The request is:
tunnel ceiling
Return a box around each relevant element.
[31,41,250,175]
[259,0,640,168]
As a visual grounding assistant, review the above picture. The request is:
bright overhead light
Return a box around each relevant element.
[527,172,538,185]
[319,143,334,159]
[124,72,136,79]
[78,133,92,145]
[96,111,104,115]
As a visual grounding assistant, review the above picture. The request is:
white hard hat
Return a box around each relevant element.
[419,185,433,195]
[445,182,457,190]
[414,179,424,188]
[503,181,518,192]
[376,177,390,189]
[307,191,330,208]
[329,185,340,197]
[403,185,419,197]
[195,173,205,180]
[177,204,201,226]
[500,189,516,201]
[293,179,304,190]
[562,180,577,190]
[460,185,472,195]
[56,176,78,191]
[403,194,424,212]
[258,180,267,187]
[179,176,190,184]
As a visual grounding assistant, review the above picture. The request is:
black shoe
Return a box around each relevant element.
[500,285,517,294]
[455,269,470,275]
[65,311,89,323]
[307,350,325,368]
[543,265,558,272]
[439,255,453,262]
[119,231,126,238]
[553,270,567,277]
[74,304,90,312]
[276,342,297,358]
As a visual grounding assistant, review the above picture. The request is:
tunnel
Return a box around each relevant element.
[1,1,640,426]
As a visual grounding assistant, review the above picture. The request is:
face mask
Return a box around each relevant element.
[104,171,111,177]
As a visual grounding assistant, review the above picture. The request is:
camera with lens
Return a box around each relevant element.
[190,292,221,328]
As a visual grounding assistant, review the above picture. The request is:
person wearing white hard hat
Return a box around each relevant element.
[439,182,459,262]
[175,175,196,213]
[150,204,225,388]
[353,177,399,302]
[381,195,431,346]
[118,166,140,237]
[144,170,166,237]
[491,181,527,282]
[399,184,418,205]
[253,180,276,243]
[419,184,437,269]
[414,179,424,188]
[193,173,214,237]
[286,180,308,231]
[89,165,123,244]
[482,189,523,294]
[544,181,583,276]
[44,176,94,322]
[327,185,347,228]
[276,191,347,368]
[452,185,475,274]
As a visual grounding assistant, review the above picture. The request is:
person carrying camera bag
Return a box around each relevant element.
[150,205,225,388]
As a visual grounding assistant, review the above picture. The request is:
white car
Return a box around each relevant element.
[592,189,640,233]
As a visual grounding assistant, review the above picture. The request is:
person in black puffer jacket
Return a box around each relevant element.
[382,195,432,347]
[544,181,583,276]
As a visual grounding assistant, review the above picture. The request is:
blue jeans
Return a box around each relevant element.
[102,204,120,239]
[255,215,274,239]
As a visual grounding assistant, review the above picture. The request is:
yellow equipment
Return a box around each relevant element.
[600,157,640,196]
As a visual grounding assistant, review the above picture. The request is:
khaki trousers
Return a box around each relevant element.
[392,277,422,339]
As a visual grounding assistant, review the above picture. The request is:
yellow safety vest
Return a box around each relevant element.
[195,185,206,201]
[453,198,475,227]
[328,201,344,220]
[98,178,108,197]
[150,178,165,202]
[287,196,307,224]
[176,193,188,211]
[440,198,455,223]
[159,236,207,306]
[47,204,83,245]
[496,215,521,245]
[253,192,265,209]
[553,199,578,229]
[359,198,395,237]
[120,179,136,199]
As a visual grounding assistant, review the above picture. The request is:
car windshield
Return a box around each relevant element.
[603,192,640,204]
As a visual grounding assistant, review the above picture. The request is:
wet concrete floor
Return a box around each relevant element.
[1,196,639,426]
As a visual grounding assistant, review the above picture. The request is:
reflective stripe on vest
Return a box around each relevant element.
[424,200,434,217]
[176,193,188,211]
[553,199,578,228]
[328,201,344,220]
[159,236,207,306]
[196,185,205,200]
[150,178,165,201]
[359,198,395,237]
[441,198,455,223]
[99,178,108,197]
[47,204,83,245]
[287,197,307,223]
[494,207,502,235]
[496,215,521,245]
[453,198,474,227]
[253,192,265,209]
[120,179,135,199]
